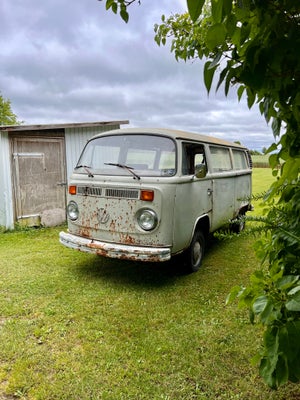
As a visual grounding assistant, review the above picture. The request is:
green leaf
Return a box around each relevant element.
[223,0,233,15]
[111,1,118,14]
[237,85,245,101]
[250,270,267,287]
[120,8,129,22]
[276,275,299,290]
[225,68,235,96]
[288,285,300,296]
[286,291,300,312]
[259,328,280,387]
[187,0,205,22]
[226,285,244,305]
[105,0,114,10]
[266,142,278,153]
[272,117,281,137]
[212,0,223,23]
[216,67,228,92]
[253,295,268,314]
[204,61,216,93]
[246,87,256,108]
[275,354,289,388]
[285,321,300,359]
[264,327,279,356]
[206,23,227,50]
[269,153,279,169]
[210,52,222,69]
[226,13,237,36]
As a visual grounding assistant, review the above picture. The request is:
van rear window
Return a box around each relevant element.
[210,146,232,172]
[232,150,248,170]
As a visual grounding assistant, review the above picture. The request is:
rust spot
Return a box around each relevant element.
[121,234,136,245]
[109,220,116,232]
[78,227,92,238]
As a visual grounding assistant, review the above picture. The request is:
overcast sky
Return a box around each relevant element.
[1,0,274,150]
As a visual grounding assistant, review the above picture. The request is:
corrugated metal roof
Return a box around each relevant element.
[0,120,129,132]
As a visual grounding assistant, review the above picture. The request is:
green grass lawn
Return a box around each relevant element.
[252,167,275,195]
[0,169,299,399]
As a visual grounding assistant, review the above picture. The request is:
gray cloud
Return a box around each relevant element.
[0,0,274,150]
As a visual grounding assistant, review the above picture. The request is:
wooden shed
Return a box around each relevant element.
[0,120,129,229]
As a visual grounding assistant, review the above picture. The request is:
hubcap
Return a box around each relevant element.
[192,241,201,266]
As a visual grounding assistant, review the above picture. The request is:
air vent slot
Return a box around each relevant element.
[105,188,139,199]
[77,186,102,196]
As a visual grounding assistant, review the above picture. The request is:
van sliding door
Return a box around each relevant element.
[209,146,235,230]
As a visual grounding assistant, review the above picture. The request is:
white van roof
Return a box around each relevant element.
[90,127,247,149]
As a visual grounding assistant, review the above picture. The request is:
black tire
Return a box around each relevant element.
[185,229,206,273]
[230,213,246,234]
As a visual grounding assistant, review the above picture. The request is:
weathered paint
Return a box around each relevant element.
[59,231,171,262]
[60,128,252,263]
[68,180,175,248]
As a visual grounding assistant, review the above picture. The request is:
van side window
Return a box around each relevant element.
[210,146,232,172]
[182,143,206,175]
[232,149,248,170]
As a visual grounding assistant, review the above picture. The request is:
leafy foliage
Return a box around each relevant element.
[0,93,21,125]
[98,0,141,23]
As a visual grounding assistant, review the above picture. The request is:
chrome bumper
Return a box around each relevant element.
[59,231,171,262]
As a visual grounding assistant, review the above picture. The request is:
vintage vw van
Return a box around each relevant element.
[59,128,252,272]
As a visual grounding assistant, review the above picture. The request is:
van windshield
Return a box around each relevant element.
[76,134,177,177]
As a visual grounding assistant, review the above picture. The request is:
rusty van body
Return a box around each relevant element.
[59,128,252,272]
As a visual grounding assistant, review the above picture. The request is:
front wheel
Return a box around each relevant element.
[185,229,206,273]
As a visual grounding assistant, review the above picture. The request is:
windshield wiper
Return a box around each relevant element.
[104,163,141,180]
[75,165,94,178]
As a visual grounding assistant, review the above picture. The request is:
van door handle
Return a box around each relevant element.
[207,188,213,196]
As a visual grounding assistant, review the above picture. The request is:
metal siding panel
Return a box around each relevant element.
[0,132,14,229]
[64,125,120,182]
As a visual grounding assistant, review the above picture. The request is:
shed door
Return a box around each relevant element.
[12,137,66,226]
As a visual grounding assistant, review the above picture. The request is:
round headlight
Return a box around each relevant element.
[136,209,158,231]
[67,201,79,221]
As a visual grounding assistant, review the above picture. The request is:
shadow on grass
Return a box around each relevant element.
[72,235,225,290]
[73,256,185,290]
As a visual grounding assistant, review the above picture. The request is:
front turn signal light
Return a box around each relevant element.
[140,190,154,202]
[69,185,77,195]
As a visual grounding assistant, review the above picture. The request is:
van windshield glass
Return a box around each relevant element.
[76,134,176,177]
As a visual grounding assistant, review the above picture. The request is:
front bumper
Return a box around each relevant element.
[59,231,171,263]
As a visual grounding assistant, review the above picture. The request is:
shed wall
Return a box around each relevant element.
[0,122,124,229]
[0,132,14,229]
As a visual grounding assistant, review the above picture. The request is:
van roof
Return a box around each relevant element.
[91,127,247,149]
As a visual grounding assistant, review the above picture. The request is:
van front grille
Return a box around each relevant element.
[77,186,102,196]
[76,186,139,199]
[105,188,139,199]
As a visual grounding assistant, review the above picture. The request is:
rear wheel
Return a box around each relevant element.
[185,229,206,273]
[230,212,246,234]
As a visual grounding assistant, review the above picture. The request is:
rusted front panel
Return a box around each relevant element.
[68,178,176,247]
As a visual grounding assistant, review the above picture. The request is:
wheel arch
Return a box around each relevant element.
[192,215,210,243]
[236,203,252,218]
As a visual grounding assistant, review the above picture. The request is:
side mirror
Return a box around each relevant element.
[194,164,207,179]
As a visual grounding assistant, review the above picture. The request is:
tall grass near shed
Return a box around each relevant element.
[251,155,270,168]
